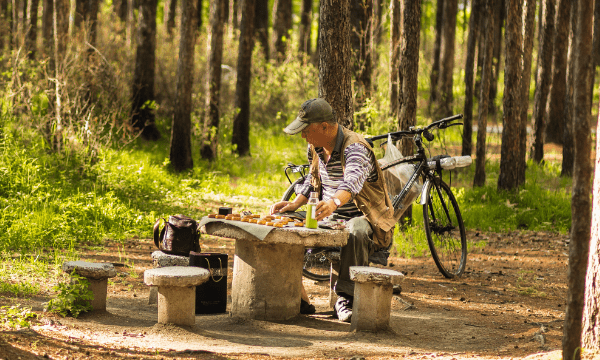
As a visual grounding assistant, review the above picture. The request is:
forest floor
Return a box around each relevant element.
[1,226,599,360]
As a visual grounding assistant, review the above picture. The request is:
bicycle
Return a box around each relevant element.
[282,114,469,280]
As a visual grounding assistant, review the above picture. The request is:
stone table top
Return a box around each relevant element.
[204,221,348,248]
[144,266,210,287]
[62,261,117,279]
[349,266,405,285]
[151,251,190,267]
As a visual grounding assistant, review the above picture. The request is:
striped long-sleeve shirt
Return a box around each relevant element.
[295,126,378,218]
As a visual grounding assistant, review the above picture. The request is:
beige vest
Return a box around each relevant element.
[309,126,396,247]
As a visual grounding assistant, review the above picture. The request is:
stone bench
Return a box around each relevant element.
[148,251,190,305]
[62,261,117,311]
[144,266,210,326]
[349,266,404,331]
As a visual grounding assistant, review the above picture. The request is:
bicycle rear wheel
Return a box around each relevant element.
[282,179,333,281]
[422,179,467,278]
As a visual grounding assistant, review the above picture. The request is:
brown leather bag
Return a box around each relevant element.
[153,215,201,256]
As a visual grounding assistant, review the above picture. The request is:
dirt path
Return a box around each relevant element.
[1,229,597,360]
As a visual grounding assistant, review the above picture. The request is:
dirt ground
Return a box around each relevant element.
[1,228,599,360]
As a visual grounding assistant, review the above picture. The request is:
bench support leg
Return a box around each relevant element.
[157,285,196,326]
[231,240,304,320]
[86,278,108,311]
[351,282,393,331]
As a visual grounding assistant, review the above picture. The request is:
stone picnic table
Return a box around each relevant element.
[203,219,348,321]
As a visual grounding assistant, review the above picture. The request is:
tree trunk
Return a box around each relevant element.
[127,0,135,47]
[591,0,600,91]
[200,0,227,161]
[164,0,177,36]
[371,0,382,68]
[272,0,291,61]
[474,11,485,98]
[429,0,444,113]
[389,0,401,118]
[114,0,127,22]
[488,0,504,115]
[398,0,421,152]
[231,0,238,30]
[170,0,197,171]
[197,0,202,30]
[473,0,495,188]
[53,0,68,59]
[42,0,52,56]
[131,0,161,141]
[582,105,600,351]
[545,0,570,145]
[318,0,353,129]
[438,0,458,117]
[350,0,372,129]
[530,0,555,163]
[25,0,38,59]
[232,0,255,156]
[254,0,268,60]
[497,0,523,190]
[563,0,593,358]
[75,0,83,28]
[0,0,6,51]
[517,0,537,186]
[298,0,312,56]
[461,0,481,157]
[88,0,99,47]
[561,0,576,178]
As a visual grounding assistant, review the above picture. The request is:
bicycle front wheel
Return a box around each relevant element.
[422,179,467,278]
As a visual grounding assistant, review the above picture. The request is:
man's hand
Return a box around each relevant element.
[270,201,299,215]
[315,199,336,221]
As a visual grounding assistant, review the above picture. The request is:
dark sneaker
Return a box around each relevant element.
[334,296,353,322]
[300,299,316,314]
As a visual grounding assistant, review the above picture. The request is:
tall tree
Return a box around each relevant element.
[197,0,202,30]
[473,0,495,188]
[437,0,458,117]
[591,0,600,92]
[272,0,291,61]
[428,0,444,113]
[42,0,52,56]
[170,0,198,171]
[388,0,401,118]
[561,0,576,178]
[0,0,6,50]
[53,0,68,60]
[517,0,537,186]
[164,0,177,36]
[254,0,269,59]
[350,0,373,128]
[497,0,523,190]
[563,0,593,358]
[298,0,312,56]
[114,0,127,22]
[131,0,161,141]
[74,0,100,47]
[530,0,555,163]
[318,0,353,129]
[545,0,570,145]
[200,0,227,161]
[461,0,482,157]
[25,0,39,59]
[488,0,504,115]
[232,0,256,156]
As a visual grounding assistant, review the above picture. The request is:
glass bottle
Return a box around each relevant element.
[305,192,319,229]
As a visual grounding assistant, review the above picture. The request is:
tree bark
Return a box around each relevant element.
[75,0,83,28]
[473,0,495,188]
[197,0,202,30]
[371,0,382,67]
[41,0,53,58]
[545,0,570,145]
[429,0,444,113]
[488,0,504,115]
[350,0,372,129]
[200,0,227,161]
[582,103,600,351]
[497,0,523,190]
[561,0,576,178]
[114,0,127,22]
[131,0,161,141]
[461,0,481,157]
[25,0,38,59]
[389,0,401,118]
[53,0,68,59]
[254,0,268,60]
[170,0,198,171]
[591,0,600,90]
[272,0,291,61]
[232,0,255,156]
[164,0,177,36]
[530,0,555,163]
[0,0,6,51]
[298,0,312,56]
[318,0,353,129]
[438,0,458,117]
[563,0,593,358]
[517,0,537,186]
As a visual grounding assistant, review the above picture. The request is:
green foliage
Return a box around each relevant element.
[45,272,94,318]
[0,304,37,329]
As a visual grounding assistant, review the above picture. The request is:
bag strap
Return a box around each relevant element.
[153,218,166,249]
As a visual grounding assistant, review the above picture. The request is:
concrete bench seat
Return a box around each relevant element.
[148,251,190,305]
[349,266,404,331]
[62,261,117,311]
[144,266,210,326]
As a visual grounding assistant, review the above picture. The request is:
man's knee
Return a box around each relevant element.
[347,217,373,242]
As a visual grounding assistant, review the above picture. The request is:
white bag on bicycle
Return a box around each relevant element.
[377,134,422,217]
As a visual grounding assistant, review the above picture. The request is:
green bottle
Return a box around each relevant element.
[305,192,319,229]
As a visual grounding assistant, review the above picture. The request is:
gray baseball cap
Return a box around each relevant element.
[283,98,334,135]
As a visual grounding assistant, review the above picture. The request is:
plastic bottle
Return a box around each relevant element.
[428,157,456,170]
[453,155,473,168]
[305,192,319,229]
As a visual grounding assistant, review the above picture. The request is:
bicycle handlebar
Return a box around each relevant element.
[365,114,464,143]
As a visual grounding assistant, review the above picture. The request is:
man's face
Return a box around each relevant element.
[301,123,327,147]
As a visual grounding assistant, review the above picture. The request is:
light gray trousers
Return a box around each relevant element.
[333,216,377,297]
